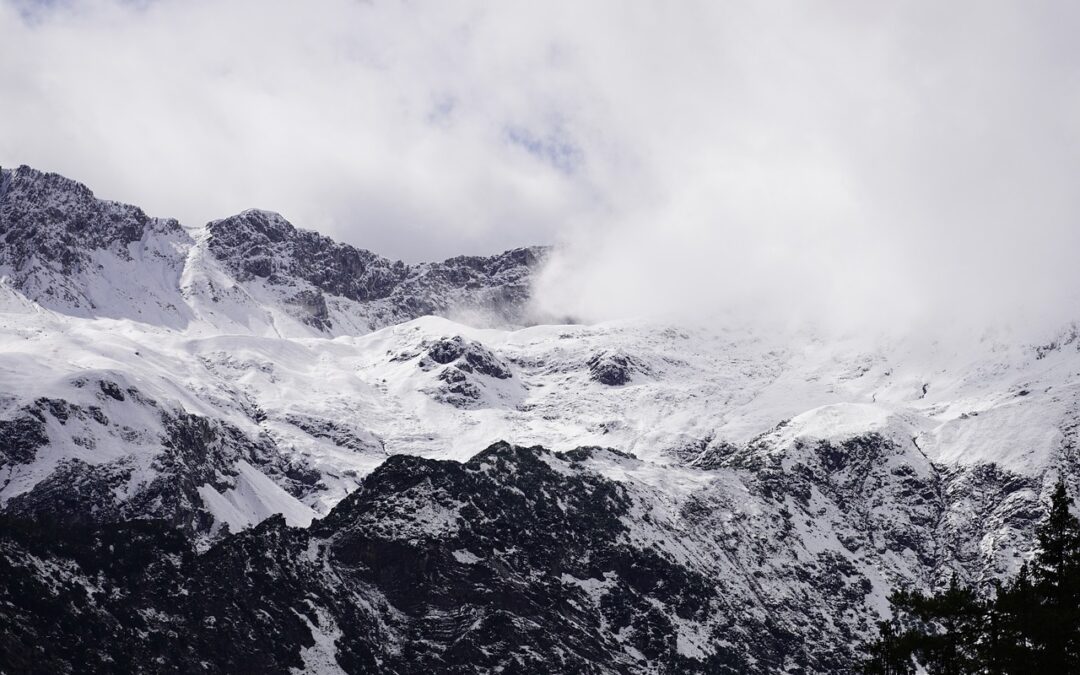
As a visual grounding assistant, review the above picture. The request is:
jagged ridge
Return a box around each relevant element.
[0,164,548,333]
[0,441,928,674]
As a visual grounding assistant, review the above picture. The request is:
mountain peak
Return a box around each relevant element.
[0,164,175,254]
[205,208,407,299]
[0,165,547,334]
[208,208,297,242]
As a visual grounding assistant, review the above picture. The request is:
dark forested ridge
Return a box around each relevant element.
[863,480,1080,674]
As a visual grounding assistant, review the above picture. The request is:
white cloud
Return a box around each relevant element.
[2,0,1079,337]
[0,0,599,260]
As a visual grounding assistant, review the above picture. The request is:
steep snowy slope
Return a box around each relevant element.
[1,295,1076,575]
[0,165,193,327]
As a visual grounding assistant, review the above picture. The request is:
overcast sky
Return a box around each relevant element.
[2,1,1079,336]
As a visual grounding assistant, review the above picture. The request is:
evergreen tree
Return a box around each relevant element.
[983,567,1037,673]
[1033,480,1080,591]
[861,619,915,675]
[860,478,1080,674]
[1029,479,1080,671]
[889,576,985,674]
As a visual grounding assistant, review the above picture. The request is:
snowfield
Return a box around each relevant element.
[2,287,1078,537]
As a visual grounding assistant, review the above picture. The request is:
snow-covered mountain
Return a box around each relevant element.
[0,165,545,336]
[2,165,1079,673]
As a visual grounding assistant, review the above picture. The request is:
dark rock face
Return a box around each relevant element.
[418,337,518,408]
[0,516,197,674]
[4,409,245,535]
[397,247,544,325]
[0,438,1065,674]
[427,335,469,364]
[0,442,802,674]
[0,396,120,471]
[588,351,646,386]
[0,165,189,313]
[289,288,332,330]
[206,209,547,330]
[0,408,48,466]
[0,387,322,538]
[0,165,167,270]
[424,336,513,379]
[283,413,385,455]
[435,366,485,404]
[714,430,1044,593]
[207,210,411,302]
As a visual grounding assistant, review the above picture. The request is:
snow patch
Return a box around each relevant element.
[198,461,316,533]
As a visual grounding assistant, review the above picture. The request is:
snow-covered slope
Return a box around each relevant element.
[0,165,193,327]
[2,288,1076,569]
[3,164,1080,672]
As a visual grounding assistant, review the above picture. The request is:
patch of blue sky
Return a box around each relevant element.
[504,125,583,175]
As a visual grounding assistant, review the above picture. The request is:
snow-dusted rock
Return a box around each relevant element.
[0,165,547,337]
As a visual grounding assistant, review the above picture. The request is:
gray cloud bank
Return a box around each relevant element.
[2,1,1079,338]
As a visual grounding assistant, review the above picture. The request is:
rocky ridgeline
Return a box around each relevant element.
[0,166,184,273]
[0,165,547,331]
[0,442,884,673]
[0,438,1059,674]
[207,209,545,331]
[0,378,320,541]
[0,165,190,317]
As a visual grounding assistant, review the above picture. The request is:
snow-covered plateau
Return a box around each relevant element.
[2,164,1079,673]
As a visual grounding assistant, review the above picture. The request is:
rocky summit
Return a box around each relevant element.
[2,166,1080,673]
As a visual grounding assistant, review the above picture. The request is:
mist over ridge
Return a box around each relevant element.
[2,0,1078,343]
